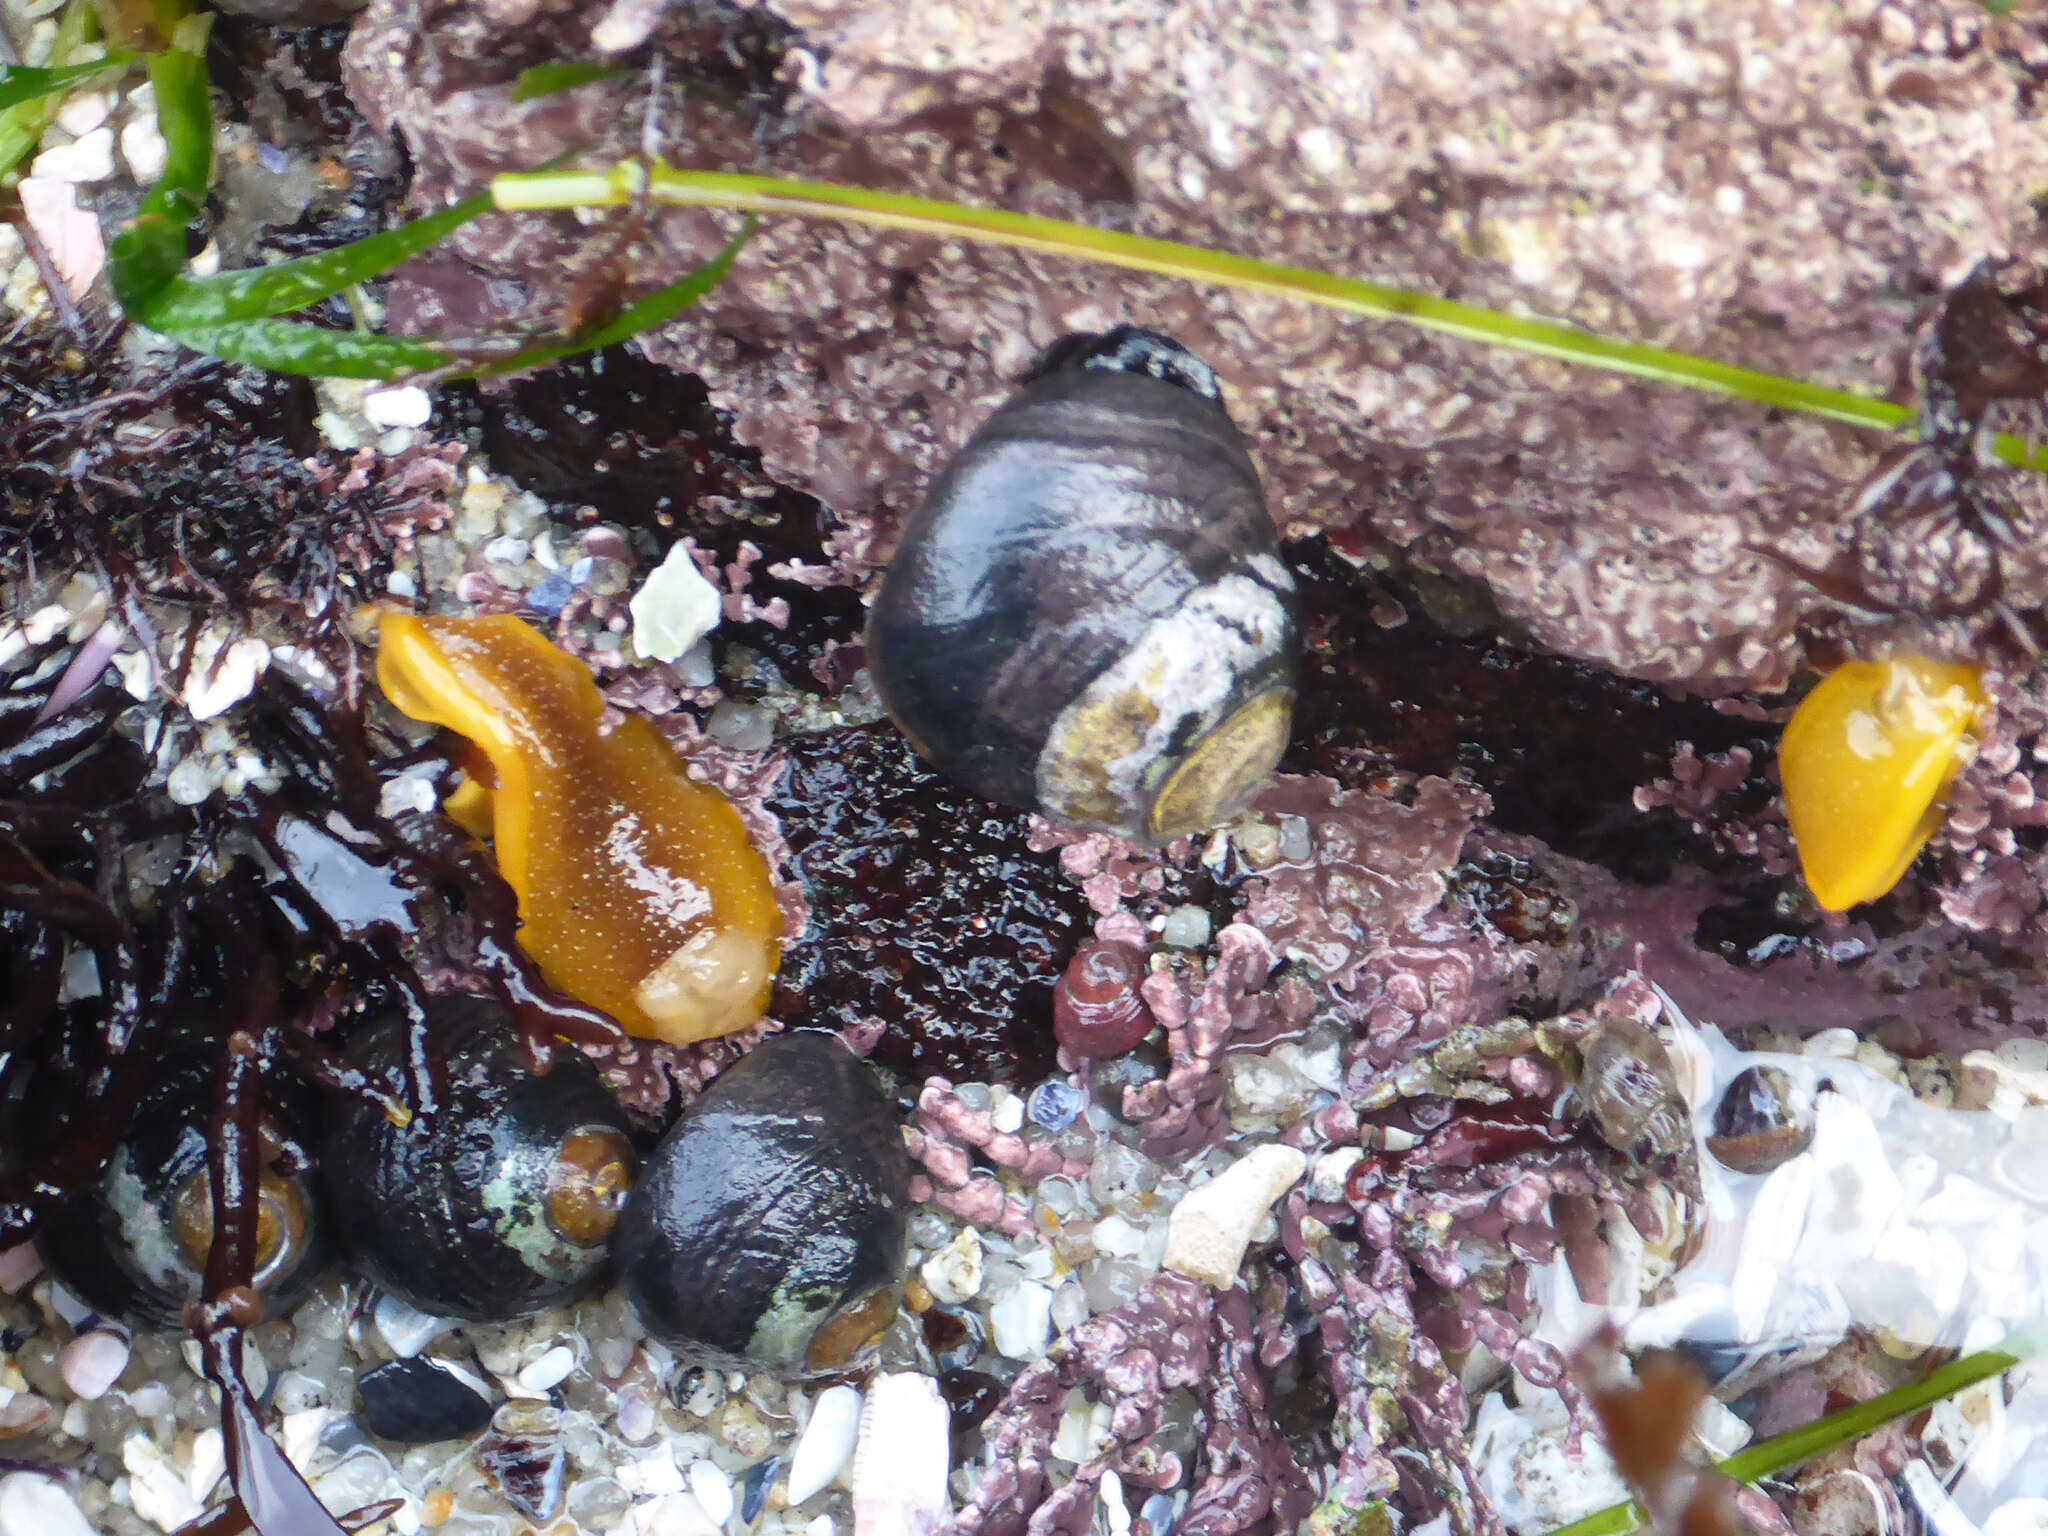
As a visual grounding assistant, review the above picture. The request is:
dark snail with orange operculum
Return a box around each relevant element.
[321,996,635,1321]
[866,328,1301,845]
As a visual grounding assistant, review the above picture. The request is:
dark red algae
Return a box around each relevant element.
[767,723,1091,1081]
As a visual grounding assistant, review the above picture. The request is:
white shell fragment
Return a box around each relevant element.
[850,1373,950,1536]
[361,386,433,429]
[786,1384,862,1506]
[630,543,722,663]
[920,1227,985,1305]
[1162,1143,1307,1288]
[989,1280,1054,1358]
[0,1473,96,1536]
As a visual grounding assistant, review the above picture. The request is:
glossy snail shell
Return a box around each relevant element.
[613,1031,911,1374]
[321,997,635,1322]
[37,1051,330,1329]
[866,328,1301,845]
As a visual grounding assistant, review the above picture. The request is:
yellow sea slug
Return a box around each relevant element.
[376,613,781,1045]
[1779,654,1985,913]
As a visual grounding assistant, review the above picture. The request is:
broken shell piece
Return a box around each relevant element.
[850,1373,949,1536]
[1162,1144,1306,1289]
[631,542,722,663]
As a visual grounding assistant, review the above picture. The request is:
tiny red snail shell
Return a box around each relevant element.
[1777,653,1986,912]
[1051,940,1154,1058]
[865,328,1302,845]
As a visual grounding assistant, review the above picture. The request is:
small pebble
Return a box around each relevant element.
[989,1281,1054,1358]
[786,1384,860,1505]
[527,572,574,616]
[1028,1080,1086,1132]
[355,1358,496,1444]
[630,543,722,661]
[739,1458,780,1522]
[920,1228,984,1305]
[706,699,775,752]
[373,1293,453,1359]
[57,1329,128,1401]
[1160,905,1211,949]
[1140,1492,1179,1536]
[688,1460,735,1525]
[990,1089,1025,1134]
[0,1473,95,1536]
[0,1244,41,1293]
[513,1344,576,1396]
[362,386,432,429]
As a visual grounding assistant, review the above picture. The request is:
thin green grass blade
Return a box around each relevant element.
[139,191,495,326]
[107,44,212,313]
[463,215,756,378]
[489,162,2048,473]
[0,0,97,179]
[510,61,625,102]
[1542,1320,2048,1536]
[0,53,133,113]
[151,315,455,377]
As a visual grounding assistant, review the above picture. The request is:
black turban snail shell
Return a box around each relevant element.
[38,1052,330,1329]
[866,327,1301,845]
[613,1031,911,1373]
[321,996,635,1321]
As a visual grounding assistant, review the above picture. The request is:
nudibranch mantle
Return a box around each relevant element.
[375,613,781,1044]
[1779,653,1986,913]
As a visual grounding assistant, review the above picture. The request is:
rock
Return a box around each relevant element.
[355,1358,497,1444]
[787,1384,861,1506]
[1161,1144,1307,1288]
[988,1281,1053,1359]
[688,1460,734,1525]
[919,1229,984,1305]
[630,543,722,663]
[0,1474,94,1536]
[850,1374,950,1536]
[57,1329,128,1401]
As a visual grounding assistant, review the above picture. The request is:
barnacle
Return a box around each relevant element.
[1778,654,1985,913]
[375,612,781,1044]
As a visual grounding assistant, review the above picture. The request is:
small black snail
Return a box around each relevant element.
[613,1031,912,1373]
[866,327,1301,845]
[321,996,635,1321]
[38,1051,330,1328]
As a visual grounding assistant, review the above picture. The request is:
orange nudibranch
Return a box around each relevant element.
[1778,654,1985,913]
[375,613,780,1045]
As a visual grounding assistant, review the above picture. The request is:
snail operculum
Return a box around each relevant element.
[38,1051,329,1329]
[866,327,1301,846]
[322,996,635,1322]
[613,1031,912,1374]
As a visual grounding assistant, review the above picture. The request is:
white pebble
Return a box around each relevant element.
[618,1452,685,1498]
[1160,905,1211,948]
[120,112,166,183]
[989,1281,1054,1358]
[55,91,113,136]
[1162,1144,1306,1289]
[1050,1281,1090,1332]
[376,772,440,821]
[57,1329,128,1400]
[31,126,116,184]
[637,1491,722,1536]
[919,1228,984,1305]
[124,1433,203,1532]
[989,1088,1025,1135]
[850,1374,950,1536]
[1986,1500,2048,1536]
[361,385,432,429]
[184,631,269,721]
[187,1428,224,1503]
[807,1519,835,1536]
[631,542,722,663]
[515,1344,577,1395]
[687,1460,734,1525]
[1100,1470,1132,1536]
[786,1384,861,1505]
[0,1473,95,1536]
[373,1292,452,1358]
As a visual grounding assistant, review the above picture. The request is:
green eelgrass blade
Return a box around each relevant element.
[106,43,211,314]
[462,214,756,378]
[510,61,626,102]
[149,315,455,378]
[1543,1319,2048,1536]
[138,191,495,326]
[489,162,2048,474]
[0,0,98,179]
[0,53,133,113]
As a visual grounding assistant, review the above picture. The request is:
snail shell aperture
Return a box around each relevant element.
[866,327,1301,845]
